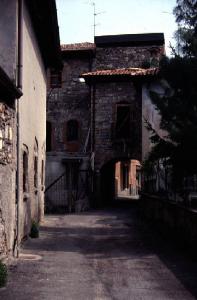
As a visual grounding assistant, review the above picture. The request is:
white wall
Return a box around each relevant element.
[18,3,47,239]
[142,81,166,162]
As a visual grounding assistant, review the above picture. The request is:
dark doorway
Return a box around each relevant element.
[100,161,116,205]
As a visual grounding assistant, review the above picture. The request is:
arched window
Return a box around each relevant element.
[22,145,29,195]
[34,139,38,191]
[67,120,79,142]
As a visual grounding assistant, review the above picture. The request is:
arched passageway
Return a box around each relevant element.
[100,158,141,206]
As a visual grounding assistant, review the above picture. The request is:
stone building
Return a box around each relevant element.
[46,33,165,210]
[46,43,95,212]
[0,0,61,257]
[82,33,164,205]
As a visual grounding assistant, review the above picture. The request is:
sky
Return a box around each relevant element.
[56,0,177,56]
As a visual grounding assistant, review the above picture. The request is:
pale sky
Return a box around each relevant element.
[56,0,177,56]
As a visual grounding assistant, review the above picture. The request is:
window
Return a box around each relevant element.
[46,121,52,151]
[50,69,62,88]
[23,151,28,193]
[41,160,44,187]
[34,139,38,192]
[67,120,79,142]
[34,156,38,189]
[115,105,131,139]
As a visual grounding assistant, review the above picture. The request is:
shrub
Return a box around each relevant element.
[0,261,7,288]
[29,220,39,238]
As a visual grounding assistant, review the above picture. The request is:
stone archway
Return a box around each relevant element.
[98,157,141,206]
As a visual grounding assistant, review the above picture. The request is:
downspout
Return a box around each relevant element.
[90,83,95,153]
[16,0,23,258]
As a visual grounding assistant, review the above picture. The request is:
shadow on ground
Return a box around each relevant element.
[21,201,197,298]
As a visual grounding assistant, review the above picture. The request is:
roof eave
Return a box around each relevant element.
[0,67,22,102]
[25,0,62,69]
[82,73,158,84]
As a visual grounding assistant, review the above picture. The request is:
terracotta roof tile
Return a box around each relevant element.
[81,67,158,78]
[61,42,95,51]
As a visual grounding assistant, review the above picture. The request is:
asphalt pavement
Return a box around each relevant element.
[0,203,197,300]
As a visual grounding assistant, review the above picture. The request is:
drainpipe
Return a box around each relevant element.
[16,0,23,258]
[90,83,95,153]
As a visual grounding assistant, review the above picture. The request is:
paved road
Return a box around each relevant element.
[1,203,197,300]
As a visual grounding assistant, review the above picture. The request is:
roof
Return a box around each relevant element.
[0,66,22,102]
[26,0,62,68]
[82,67,158,78]
[61,43,95,52]
[95,33,165,48]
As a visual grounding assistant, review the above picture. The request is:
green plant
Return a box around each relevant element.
[29,220,39,238]
[0,261,7,288]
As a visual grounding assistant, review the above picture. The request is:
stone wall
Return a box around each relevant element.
[94,45,163,70]
[47,57,91,153]
[0,102,16,258]
[46,53,92,212]
[141,194,197,246]
[94,81,142,170]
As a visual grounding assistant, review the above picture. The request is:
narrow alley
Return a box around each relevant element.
[0,203,197,300]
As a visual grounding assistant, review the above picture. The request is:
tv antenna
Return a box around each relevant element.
[90,2,105,39]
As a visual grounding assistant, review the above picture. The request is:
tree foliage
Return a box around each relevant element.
[173,0,197,56]
[147,56,197,180]
[145,1,197,187]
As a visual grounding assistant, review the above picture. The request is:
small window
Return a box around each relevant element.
[50,69,62,88]
[67,120,79,142]
[23,151,28,193]
[41,160,44,187]
[46,121,52,151]
[34,139,38,191]
[116,105,131,139]
[34,156,38,189]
